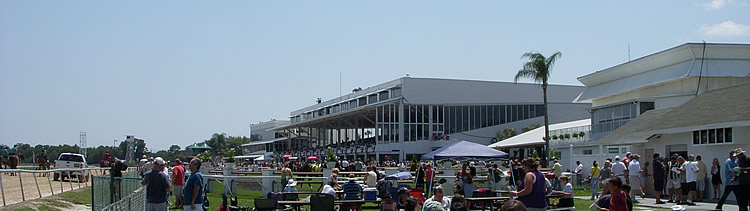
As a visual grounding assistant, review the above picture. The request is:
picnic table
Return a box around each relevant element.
[278,199,383,211]
[276,200,309,211]
[464,196,510,211]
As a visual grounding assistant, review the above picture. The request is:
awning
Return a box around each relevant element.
[422,140,508,161]
[488,119,590,148]
[240,137,288,147]
[186,143,212,150]
[233,155,262,160]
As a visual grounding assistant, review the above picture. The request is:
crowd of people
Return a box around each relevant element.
[541,147,750,210]
[123,146,750,211]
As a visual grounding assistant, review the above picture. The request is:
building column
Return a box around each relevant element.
[398,101,405,160]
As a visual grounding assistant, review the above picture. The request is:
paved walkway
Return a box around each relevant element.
[573,196,741,211]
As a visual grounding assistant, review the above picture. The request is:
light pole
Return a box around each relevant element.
[114,139,119,151]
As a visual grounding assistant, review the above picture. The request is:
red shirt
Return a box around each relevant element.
[172,165,185,186]
[610,190,628,211]
[103,153,110,160]
[425,168,435,181]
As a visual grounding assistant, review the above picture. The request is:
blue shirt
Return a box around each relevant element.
[342,180,363,200]
[725,158,738,186]
[183,171,204,205]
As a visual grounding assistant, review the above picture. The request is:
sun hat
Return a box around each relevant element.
[734,148,746,156]
[154,157,165,165]
[347,174,357,181]
[286,179,297,187]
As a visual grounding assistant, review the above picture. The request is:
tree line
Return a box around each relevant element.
[2,132,254,165]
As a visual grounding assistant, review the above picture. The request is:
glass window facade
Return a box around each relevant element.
[591,102,645,140]
[444,104,544,134]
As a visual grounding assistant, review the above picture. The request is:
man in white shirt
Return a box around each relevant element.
[684,154,699,205]
[422,186,450,211]
[574,161,583,189]
[628,154,644,202]
[612,156,627,183]
[341,159,349,171]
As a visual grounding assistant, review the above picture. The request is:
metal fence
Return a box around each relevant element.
[99,186,146,211]
[92,171,143,211]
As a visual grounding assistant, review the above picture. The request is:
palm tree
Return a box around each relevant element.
[514,51,562,167]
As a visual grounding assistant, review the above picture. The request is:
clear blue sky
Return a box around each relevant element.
[1,1,749,151]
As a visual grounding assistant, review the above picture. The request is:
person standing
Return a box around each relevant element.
[280,164,293,191]
[612,157,627,184]
[683,155,699,206]
[424,163,437,196]
[717,149,740,209]
[627,154,643,203]
[667,155,681,203]
[142,157,171,211]
[172,159,185,209]
[590,161,601,200]
[652,153,666,204]
[733,148,749,211]
[184,158,204,211]
[575,161,584,190]
[510,157,547,211]
[552,159,563,191]
[711,158,722,201]
[601,161,613,182]
[695,155,708,202]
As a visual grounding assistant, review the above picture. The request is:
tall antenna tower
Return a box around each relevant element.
[126,135,135,163]
[79,132,87,157]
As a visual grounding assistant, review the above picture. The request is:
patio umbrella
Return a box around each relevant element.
[306,156,319,161]
[282,154,292,158]
[289,157,298,160]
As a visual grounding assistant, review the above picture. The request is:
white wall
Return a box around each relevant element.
[641,125,749,201]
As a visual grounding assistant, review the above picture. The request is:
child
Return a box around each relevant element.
[557,176,575,207]
[601,177,627,211]
[621,184,633,211]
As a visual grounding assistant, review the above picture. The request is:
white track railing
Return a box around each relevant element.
[0,167,109,206]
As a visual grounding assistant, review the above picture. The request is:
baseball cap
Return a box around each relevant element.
[615,156,620,160]
[397,187,411,196]
[154,157,165,165]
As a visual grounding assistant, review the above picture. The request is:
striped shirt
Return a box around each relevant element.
[343,180,363,200]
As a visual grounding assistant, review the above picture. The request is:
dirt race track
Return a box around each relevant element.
[0,167,106,207]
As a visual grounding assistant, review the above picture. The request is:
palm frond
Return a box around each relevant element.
[514,69,542,83]
[545,51,562,69]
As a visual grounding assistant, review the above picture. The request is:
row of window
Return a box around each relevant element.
[693,128,733,145]
[290,88,402,123]
[375,103,545,143]
[445,104,545,134]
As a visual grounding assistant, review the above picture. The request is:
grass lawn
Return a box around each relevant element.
[56,186,92,205]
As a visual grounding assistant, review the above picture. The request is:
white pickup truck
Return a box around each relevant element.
[53,153,90,183]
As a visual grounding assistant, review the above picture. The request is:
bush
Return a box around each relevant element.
[551,135,558,140]
[325,147,337,163]
[564,134,571,139]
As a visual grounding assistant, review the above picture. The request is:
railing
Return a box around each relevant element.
[0,167,108,206]
[92,171,142,211]
[99,186,146,211]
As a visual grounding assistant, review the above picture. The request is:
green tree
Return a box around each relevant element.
[496,128,518,141]
[515,51,562,167]
[169,145,181,154]
[227,136,251,155]
[205,133,228,156]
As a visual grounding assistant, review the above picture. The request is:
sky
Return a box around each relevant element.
[1,1,749,151]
